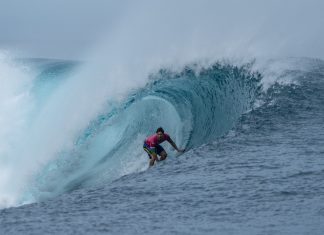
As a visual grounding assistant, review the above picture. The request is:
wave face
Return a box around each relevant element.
[0,57,262,206]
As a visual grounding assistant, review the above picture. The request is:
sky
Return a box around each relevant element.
[0,0,124,59]
[0,0,324,60]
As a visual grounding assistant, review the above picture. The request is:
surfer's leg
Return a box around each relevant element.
[156,145,167,161]
[149,153,158,166]
[144,144,158,166]
[159,151,168,161]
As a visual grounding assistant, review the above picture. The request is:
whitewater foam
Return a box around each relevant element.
[0,52,35,208]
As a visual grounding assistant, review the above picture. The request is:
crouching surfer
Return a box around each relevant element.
[143,127,185,167]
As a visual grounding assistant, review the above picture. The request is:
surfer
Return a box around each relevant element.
[143,127,185,166]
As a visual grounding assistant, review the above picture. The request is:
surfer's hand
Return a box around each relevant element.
[178,149,185,153]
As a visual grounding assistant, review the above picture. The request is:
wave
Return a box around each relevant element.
[16,60,261,203]
[8,56,319,207]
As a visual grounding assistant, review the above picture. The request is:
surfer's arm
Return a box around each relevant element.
[168,138,185,152]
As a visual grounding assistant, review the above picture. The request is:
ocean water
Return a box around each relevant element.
[0,57,324,234]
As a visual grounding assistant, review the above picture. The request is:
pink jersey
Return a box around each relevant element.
[145,133,171,147]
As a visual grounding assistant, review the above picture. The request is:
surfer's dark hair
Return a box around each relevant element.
[156,127,164,133]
